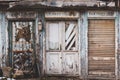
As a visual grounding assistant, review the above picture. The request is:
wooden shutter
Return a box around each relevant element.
[88,19,115,77]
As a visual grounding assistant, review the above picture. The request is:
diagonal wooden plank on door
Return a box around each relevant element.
[67,35,76,50]
[65,29,76,47]
[65,23,75,40]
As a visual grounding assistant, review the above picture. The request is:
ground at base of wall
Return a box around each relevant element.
[16,77,81,80]
[13,77,117,80]
[40,77,81,80]
[40,77,116,80]
[0,76,117,80]
[16,78,40,80]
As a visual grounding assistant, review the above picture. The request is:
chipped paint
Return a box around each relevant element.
[90,57,115,60]
[6,12,36,19]
[0,12,8,67]
[7,0,118,10]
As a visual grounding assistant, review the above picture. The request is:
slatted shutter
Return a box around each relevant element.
[88,20,115,77]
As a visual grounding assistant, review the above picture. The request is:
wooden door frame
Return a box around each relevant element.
[80,11,118,79]
[87,14,118,79]
[8,20,36,68]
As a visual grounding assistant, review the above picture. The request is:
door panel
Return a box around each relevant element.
[46,52,62,74]
[62,52,79,75]
[88,20,115,77]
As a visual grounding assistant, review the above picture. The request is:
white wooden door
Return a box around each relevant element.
[46,22,62,74]
[46,21,79,75]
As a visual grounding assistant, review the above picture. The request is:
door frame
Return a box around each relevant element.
[87,11,118,79]
[88,19,116,77]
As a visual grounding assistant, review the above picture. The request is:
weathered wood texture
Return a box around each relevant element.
[88,19,115,78]
[35,13,43,77]
[0,12,8,67]
[80,12,88,79]
[36,12,45,77]
[0,13,2,67]
[115,12,119,80]
[117,12,120,79]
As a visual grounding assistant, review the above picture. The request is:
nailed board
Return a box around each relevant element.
[6,12,36,19]
[45,11,79,19]
[88,11,116,18]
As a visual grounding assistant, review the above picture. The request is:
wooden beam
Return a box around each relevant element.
[65,23,75,40]
[80,12,88,79]
[116,11,120,80]
[66,30,76,47]
[67,36,76,50]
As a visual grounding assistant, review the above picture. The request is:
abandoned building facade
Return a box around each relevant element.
[0,0,120,80]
